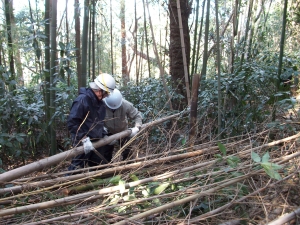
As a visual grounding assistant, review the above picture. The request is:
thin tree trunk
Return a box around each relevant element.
[229,0,239,74]
[65,0,70,87]
[200,0,210,83]
[88,7,92,79]
[135,0,139,83]
[176,0,191,106]
[4,0,15,91]
[92,0,95,80]
[50,0,57,155]
[142,0,151,77]
[195,0,206,74]
[191,0,200,77]
[121,0,129,85]
[110,0,114,74]
[81,0,90,88]
[10,0,24,86]
[273,0,288,121]
[240,0,253,66]
[44,0,51,146]
[147,0,173,110]
[75,0,81,93]
[215,0,222,138]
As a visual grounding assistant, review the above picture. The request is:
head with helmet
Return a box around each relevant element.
[89,73,116,100]
[103,88,123,109]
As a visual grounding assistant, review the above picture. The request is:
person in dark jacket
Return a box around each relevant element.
[67,73,116,171]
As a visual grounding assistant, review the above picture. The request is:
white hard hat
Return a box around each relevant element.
[89,73,116,93]
[103,89,123,109]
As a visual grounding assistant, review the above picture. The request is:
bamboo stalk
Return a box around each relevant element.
[267,207,300,225]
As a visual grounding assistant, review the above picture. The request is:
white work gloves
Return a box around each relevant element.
[129,127,140,138]
[82,137,94,154]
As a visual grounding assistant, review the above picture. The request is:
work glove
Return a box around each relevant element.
[129,127,139,138]
[82,137,94,154]
[103,126,108,135]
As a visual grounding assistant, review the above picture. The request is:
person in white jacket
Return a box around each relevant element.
[103,89,143,160]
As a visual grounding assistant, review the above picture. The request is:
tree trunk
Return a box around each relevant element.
[169,0,191,110]
[142,0,151,77]
[81,0,89,88]
[121,0,129,85]
[200,0,210,83]
[75,0,81,93]
[44,0,51,147]
[4,0,15,91]
[50,0,57,155]
[10,0,24,86]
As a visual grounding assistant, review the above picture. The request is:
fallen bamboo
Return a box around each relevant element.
[2,141,298,217]
[186,168,300,223]
[112,173,254,225]
[0,150,238,217]
[1,132,299,197]
[0,112,184,184]
[267,207,300,225]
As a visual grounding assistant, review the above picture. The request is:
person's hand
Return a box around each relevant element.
[82,137,94,154]
[129,127,139,137]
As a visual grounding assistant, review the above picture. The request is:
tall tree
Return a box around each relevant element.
[110,0,114,75]
[190,0,200,77]
[4,0,16,91]
[240,0,254,66]
[45,0,51,143]
[91,0,96,80]
[9,0,23,86]
[50,0,58,155]
[75,0,82,92]
[215,0,222,137]
[81,0,90,88]
[142,0,151,77]
[121,0,129,85]
[200,0,210,83]
[169,0,192,110]
[176,0,191,106]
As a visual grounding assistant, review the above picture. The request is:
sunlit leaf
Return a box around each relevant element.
[153,183,169,195]
[251,152,261,163]
[109,175,121,184]
[261,152,270,163]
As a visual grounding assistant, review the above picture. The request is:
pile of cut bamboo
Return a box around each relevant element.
[0,113,299,224]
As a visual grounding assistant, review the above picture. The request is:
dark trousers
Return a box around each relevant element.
[68,144,114,171]
[108,134,131,160]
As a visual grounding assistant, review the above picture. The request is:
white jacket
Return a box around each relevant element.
[104,99,143,134]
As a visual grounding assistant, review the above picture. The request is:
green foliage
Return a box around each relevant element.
[217,142,241,168]
[121,76,184,144]
[251,151,282,180]
[200,53,299,137]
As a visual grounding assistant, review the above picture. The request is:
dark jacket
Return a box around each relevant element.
[67,88,106,146]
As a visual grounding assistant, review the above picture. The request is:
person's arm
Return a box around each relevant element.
[126,100,143,128]
[67,98,90,144]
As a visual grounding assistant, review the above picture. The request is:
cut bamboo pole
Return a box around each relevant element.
[267,207,300,225]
